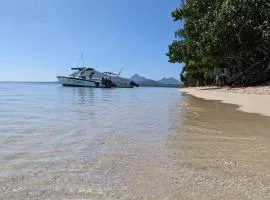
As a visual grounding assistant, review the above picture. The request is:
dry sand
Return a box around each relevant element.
[180,86,270,117]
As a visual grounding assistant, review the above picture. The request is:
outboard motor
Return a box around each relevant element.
[130,81,139,87]
[102,78,116,88]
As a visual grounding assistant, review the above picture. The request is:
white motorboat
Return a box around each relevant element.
[57,67,138,88]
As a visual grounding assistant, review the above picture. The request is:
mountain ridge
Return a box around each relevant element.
[158,77,179,85]
[130,74,179,87]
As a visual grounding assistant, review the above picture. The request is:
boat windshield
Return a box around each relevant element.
[104,72,118,76]
[71,67,86,71]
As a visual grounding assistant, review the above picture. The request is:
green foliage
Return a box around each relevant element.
[168,0,270,86]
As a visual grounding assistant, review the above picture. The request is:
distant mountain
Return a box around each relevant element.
[130,74,148,83]
[158,77,179,85]
[140,79,164,87]
[130,74,179,87]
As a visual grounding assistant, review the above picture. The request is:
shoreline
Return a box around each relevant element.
[179,86,270,117]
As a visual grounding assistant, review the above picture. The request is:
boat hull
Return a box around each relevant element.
[57,76,97,87]
[57,76,133,88]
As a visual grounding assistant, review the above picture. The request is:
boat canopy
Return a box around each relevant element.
[71,67,94,71]
[104,72,118,76]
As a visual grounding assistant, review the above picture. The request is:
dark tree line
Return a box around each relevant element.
[167,0,270,86]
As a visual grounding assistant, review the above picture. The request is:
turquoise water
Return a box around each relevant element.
[0,82,181,155]
[0,82,183,199]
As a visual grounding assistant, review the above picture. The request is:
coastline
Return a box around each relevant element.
[179,86,270,117]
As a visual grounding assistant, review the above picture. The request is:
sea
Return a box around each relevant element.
[0,82,269,200]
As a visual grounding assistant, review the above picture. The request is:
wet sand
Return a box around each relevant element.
[1,87,270,199]
[167,95,270,199]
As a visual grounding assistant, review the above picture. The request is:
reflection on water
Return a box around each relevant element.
[0,83,269,199]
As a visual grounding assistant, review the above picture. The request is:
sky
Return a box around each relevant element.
[0,0,183,82]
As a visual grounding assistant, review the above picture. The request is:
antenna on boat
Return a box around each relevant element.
[117,67,124,76]
[75,53,85,69]
[81,53,84,68]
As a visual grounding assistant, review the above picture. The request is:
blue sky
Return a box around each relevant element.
[0,0,182,81]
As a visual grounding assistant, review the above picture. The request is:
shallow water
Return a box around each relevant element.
[0,82,269,199]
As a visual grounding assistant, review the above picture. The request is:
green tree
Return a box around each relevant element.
[168,0,270,86]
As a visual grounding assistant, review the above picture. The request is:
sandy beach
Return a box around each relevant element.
[180,86,270,117]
